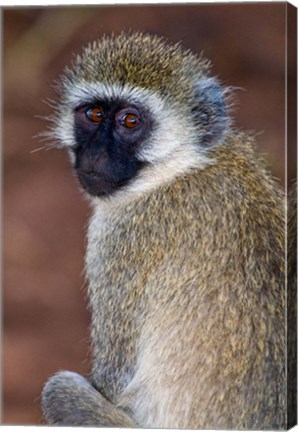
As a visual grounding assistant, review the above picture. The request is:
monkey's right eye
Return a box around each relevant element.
[85,107,104,122]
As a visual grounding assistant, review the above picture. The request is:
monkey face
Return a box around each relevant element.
[72,99,151,197]
[53,34,230,202]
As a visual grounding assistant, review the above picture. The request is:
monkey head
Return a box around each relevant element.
[51,32,230,200]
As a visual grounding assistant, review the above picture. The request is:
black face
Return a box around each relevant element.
[72,99,151,197]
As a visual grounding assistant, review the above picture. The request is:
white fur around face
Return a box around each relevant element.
[54,81,213,206]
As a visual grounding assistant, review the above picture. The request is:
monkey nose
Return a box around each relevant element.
[80,149,109,173]
[89,145,108,162]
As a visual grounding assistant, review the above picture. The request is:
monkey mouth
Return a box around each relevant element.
[76,169,127,197]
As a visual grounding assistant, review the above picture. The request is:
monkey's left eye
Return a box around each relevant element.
[120,113,140,129]
[86,107,104,122]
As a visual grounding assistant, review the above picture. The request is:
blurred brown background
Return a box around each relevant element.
[3,3,291,425]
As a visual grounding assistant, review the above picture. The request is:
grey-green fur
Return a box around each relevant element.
[42,33,286,429]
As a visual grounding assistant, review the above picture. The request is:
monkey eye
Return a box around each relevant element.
[122,113,140,128]
[85,107,104,122]
[117,110,141,129]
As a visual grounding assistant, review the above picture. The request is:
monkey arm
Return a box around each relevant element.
[41,371,137,427]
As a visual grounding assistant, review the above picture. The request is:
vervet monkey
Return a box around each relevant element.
[41,32,286,429]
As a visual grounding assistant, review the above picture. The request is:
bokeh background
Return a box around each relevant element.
[3,3,293,425]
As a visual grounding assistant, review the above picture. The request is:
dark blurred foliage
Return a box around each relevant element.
[3,3,291,424]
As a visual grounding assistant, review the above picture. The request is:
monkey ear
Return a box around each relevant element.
[193,77,229,147]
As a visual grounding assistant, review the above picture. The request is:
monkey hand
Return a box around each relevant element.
[41,371,136,427]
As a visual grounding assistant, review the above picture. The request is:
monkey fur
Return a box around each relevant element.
[41,33,286,429]
[287,182,297,428]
